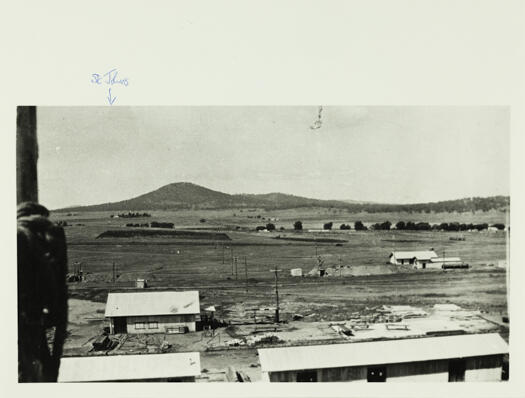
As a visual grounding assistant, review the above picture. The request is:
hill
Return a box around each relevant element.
[55,182,509,213]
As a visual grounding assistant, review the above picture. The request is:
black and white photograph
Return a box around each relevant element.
[4,0,525,397]
[17,106,510,383]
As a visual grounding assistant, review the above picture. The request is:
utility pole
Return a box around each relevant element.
[244,256,248,292]
[339,256,342,277]
[112,262,115,283]
[230,248,234,275]
[234,257,238,280]
[270,268,282,323]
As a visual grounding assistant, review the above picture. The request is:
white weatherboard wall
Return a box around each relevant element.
[126,314,196,334]
[265,356,504,382]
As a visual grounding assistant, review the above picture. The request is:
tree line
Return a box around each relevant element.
[111,212,152,218]
[125,221,174,228]
[291,220,506,231]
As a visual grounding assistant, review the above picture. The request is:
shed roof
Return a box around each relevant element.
[390,251,438,260]
[258,333,508,372]
[105,290,200,317]
[430,257,462,263]
[58,352,200,382]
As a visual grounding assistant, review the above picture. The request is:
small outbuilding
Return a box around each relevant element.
[105,290,200,334]
[58,352,200,382]
[135,278,148,288]
[258,333,508,382]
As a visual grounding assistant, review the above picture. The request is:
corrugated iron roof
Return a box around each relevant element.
[390,251,438,260]
[105,290,200,317]
[258,333,508,372]
[58,352,200,382]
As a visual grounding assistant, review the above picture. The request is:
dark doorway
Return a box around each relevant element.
[367,366,387,382]
[502,356,509,381]
[448,358,466,382]
[296,370,317,382]
[113,317,127,334]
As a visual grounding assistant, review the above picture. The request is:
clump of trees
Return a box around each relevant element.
[112,212,151,218]
[323,222,333,230]
[126,223,149,227]
[255,225,266,231]
[339,224,351,230]
[354,221,367,231]
[266,223,276,231]
[293,221,303,230]
[371,221,391,230]
[393,221,500,231]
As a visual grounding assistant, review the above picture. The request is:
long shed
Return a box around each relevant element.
[258,333,508,382]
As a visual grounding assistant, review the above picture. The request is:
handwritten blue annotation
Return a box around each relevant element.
[91,69,129,105]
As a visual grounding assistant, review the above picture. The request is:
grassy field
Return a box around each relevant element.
[54,208,509,322]
[57,206,509,379]
[55,209,507,281]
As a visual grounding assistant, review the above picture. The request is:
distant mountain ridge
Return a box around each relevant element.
[55,182,509,213]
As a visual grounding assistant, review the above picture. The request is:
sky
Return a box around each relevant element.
[36,106,509,209]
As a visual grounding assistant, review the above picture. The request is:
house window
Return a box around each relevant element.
[135,322,145,329]
[148,321,158,329]
[296,370,317,382]
[448,359,466,382]
[367,366,387,382]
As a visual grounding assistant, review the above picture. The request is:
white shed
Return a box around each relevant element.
[389,250,438,268]
[105,290,200,334]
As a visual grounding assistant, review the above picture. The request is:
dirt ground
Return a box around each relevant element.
[57,208,509,381]
[62,268,509,382]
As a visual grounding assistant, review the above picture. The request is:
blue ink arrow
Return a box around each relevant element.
[107,88,117,105]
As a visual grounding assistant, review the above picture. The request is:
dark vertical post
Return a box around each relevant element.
[270,269,281,323]
[231,247,234,275]
[17,106,38,203]
[244,256,248,292]
[17,106,68,382]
